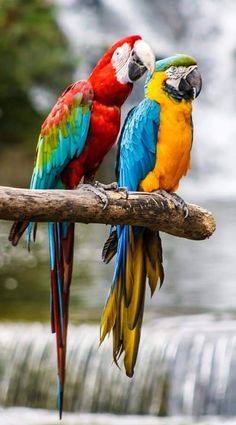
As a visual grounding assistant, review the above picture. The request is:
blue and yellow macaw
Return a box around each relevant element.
[100,54,202,377]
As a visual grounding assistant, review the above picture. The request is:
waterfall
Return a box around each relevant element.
[1,316,236,416]
[52,0,236,201]
[1,2,235,422]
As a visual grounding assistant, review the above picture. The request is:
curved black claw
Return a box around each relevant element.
[171,193,189,218]
[76,184,109,209]
[117,187,129,199]
[155,189,189,218]
[95,181,129,199]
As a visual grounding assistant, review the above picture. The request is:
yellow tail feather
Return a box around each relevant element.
[100,282,118,343]
[123,292,145,377]
[144,230,164,295]
[127,235,146,330]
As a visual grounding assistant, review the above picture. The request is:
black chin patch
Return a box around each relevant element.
[165,83,194,101]
[164,84,183,101]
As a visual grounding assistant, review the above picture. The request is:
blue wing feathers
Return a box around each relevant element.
[110,98,160,294]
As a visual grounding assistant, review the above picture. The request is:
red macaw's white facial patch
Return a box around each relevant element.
[111,42,132,84]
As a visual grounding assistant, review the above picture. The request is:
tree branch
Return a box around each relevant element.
[0,185,215,240]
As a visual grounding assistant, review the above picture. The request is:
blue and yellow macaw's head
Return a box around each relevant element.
[145,54,202,103]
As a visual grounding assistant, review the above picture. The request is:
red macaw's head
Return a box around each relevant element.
[89,35,155,106]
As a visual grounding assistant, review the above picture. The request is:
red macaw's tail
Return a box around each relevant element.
[48,221,74,418]
[9,219,74,417]
[101,226,164,377]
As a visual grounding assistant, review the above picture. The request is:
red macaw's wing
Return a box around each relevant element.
[26,80,93,417]
[30,80,94,189]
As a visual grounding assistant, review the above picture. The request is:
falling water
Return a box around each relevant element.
[1,316,236,416]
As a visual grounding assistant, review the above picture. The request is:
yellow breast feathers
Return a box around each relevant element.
[139,72,193,193]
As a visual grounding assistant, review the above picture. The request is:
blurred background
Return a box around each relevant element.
[0,0,236,424]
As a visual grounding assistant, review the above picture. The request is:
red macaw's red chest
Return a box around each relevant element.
[61,101,121,189]
[84,101,121,174]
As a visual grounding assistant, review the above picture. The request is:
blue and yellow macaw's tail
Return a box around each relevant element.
[48,221,75,418]
[101,224,164,377]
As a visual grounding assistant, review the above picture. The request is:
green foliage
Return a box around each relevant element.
[0,0,76,145]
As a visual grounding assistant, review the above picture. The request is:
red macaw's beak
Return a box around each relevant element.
[128,40,155,82]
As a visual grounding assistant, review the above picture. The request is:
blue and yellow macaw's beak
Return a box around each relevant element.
[178,66,202,100]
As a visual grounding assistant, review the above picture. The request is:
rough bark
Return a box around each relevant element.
[0,185,216,240]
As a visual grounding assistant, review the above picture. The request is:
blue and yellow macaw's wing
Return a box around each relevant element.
[116,98,159,191]
[100,98,164,377]
[30,80,93,190]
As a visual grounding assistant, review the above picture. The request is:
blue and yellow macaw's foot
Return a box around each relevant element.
[155,189,189,218]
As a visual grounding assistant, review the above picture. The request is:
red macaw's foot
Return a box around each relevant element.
[76,181,128,209]
[153,189,189,218]
[94,181,129,199]
[76,183,110,209]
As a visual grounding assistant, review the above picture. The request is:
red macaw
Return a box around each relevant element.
[9,35,155,417]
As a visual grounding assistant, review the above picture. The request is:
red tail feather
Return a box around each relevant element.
[50,222,75,418]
